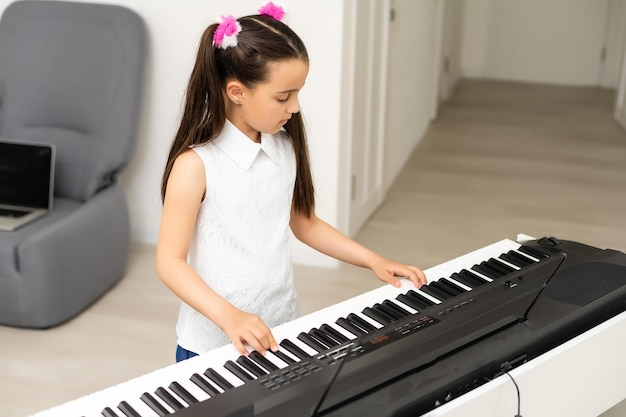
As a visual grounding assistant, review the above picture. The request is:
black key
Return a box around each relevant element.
[271,349,297,365]
[224,359,255,382]
[280,339,310,360]
[336,316,367,336]
[117,401,141,417]
[297,332,327,352]
[471,263,499,279]
[204,368,234,390]
[518,245,549,259]
[406,289,436,307]
[250,351,280,372]
[419,284,448,302]
[102,407,119,417]
[169,381,198,405]
[488,258,516,274]
[396,293,424,311]
[438,278,467,295]
[310,328,339,347]
[320,323,351,343]
[474,258,513,278]
[463,268,490,283]
[140,392,170,416]
[155,387,184,411]
[430,281,459,298]
[382,300,411,318]
[237,355,267,378]
[374,302,405,320]
[452,269,488,287]
[347,313,377,332]
[362,306,393,325]
[500,250,534,268]
[191,373,220,396]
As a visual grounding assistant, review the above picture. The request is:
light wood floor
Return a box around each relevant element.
[2,80,625,416]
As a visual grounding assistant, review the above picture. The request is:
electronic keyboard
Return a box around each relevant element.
[33,236,626,417]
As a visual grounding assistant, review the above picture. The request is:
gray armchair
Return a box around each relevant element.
[0,0,146,327]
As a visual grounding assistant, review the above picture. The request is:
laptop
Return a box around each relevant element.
[0,139,55,231]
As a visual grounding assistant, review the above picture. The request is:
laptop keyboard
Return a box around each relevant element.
[0,208,30,218]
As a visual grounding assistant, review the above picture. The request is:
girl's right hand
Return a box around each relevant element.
[220,308,279,355]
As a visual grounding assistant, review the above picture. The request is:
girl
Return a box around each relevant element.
[156,3,427,361]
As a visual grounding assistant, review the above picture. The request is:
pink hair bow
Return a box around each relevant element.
[213,15,242,49]
[258,2,285,21]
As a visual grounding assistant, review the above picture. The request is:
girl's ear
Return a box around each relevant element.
[225,80,246,104]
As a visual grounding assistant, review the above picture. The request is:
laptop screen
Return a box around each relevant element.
[0,141,54,209]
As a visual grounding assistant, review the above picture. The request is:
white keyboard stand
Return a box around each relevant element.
[423,311,626,417]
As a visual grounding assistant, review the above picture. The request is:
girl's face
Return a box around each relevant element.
[230,58,308,142]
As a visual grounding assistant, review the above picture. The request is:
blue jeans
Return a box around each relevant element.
[176,345,199,362]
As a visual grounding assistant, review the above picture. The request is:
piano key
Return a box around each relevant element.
[518,245,548,259]
[430,280,462,297]
[176,378,211,404]
[489,258,517,273]
[236,355,268,378]
[419,283,452,301]
[288,335,321,357]
[140,392,171,416]
[249,351,280,372]
[207,365,244,390]
[331,321,364,340]
[466,268,494,282]
[204,367,234,391]
[477,258,514,277]
[190,373,220,396]
[405,289,436,308]
[270,348,297,365]
[224,360,255,382]
[500,250,535,267]
[155,387,184,411]
[388,298,418,314]
[102,407,120,417]
[168,381,198,406]
[451,270,488,287]
[310,328,340,347]
[297,331,328,352]
[395,293,425,311]
[336,316,367,336]
[347,312,379,331]
[438,277,468,295]
[279,339,311,360]
[111,380,164,417]
[362,306,394,325]
[445,276,472,291]
[377,301,408,320]
[117,401,141,417]
[371,303,401,322]
[320,323,351,343]
[471,263,500,279]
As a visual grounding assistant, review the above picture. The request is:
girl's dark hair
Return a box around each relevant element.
[161,14,315,217]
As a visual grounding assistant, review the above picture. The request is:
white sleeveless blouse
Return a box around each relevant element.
[176,120,299,354]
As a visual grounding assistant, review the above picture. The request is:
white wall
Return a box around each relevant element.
[460,0,625,88]
[459,0,492,79]
[0,0,347,265]
[384,0,439,190]
[438,0,464,103]
[616,39,626,129]
[613,0,626,130]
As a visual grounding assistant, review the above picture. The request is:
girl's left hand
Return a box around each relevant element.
[370,258,427,288]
